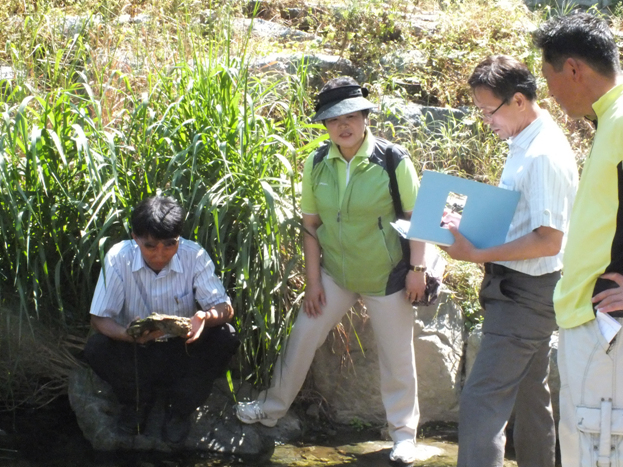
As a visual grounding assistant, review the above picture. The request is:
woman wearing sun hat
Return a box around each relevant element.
[236,77,426,464]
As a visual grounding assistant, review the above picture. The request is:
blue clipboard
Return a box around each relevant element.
[406,171,520,249]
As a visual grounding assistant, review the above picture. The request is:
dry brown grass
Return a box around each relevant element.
[0,311,87,409]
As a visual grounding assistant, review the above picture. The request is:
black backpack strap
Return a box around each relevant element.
[385,144,410,261]
[312,141,331,168]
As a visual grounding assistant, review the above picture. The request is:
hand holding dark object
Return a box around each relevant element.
[405,269,426,303]
[186,312,207,343]
[412,271,443,307]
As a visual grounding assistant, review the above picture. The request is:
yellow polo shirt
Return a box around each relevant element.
[554,83,623,328]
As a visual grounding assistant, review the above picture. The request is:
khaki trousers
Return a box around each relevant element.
[260,270,419,443]
[559,318,623,467]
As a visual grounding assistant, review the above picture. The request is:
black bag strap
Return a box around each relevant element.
[385,144,411,261]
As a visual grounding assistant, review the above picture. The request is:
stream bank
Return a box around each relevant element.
[0,397,527,467]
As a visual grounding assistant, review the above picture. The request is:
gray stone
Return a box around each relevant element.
[406,12,439,36]
[249,52,361,88]
[379,96,424,130]
[58,14,102,37]
[116,14,151,26]
[420,106,468,126]
[378,96,468,138]
[310,291,464,426]
[235,18,317,42]
[68,366,278,458]
[380,50,427,73]
[0,66,15,81]
[414,293,464,422]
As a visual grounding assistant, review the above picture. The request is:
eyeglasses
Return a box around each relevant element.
[136,237,180,250]
[479,99,507,120]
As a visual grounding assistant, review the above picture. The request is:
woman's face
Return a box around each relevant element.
[324,111,367,157]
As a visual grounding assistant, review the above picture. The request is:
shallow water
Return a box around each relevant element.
[0,398,522,467]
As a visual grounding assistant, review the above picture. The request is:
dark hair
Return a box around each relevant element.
[533,12,620,77]
[468,55,537,102]
[319,77,370,121]
[131,196,184,239]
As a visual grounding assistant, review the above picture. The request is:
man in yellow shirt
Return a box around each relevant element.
[534,12,623,467]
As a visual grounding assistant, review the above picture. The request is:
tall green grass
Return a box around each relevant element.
[0,11,328,404]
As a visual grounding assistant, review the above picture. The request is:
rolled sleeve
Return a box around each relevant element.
[526,153,570,233]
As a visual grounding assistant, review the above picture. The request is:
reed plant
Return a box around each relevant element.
[0,6,330,404]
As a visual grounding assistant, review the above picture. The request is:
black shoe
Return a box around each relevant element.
[117,403,149,436]
[162,411,192,445]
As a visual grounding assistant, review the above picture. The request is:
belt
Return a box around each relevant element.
[484,262,509,275]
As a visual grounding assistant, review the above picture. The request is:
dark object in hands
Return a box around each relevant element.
[418,270,442,307]
[126,313,192,339]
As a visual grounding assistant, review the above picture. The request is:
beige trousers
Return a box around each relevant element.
[260,270,419,443]
[559,318,623,467]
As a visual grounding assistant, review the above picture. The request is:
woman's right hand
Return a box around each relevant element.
[304,280,326,317]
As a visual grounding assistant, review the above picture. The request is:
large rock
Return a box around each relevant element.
[378,96,468,139]
[57,14,103,37]
[465,326,561,421]
[68,366,291,458]
[414,293,464,422]
[249,52,361,88]
[234,18,317,42]
[310,291,464,426]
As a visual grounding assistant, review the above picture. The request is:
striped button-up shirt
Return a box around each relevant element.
[496,111,578,276]
[90,238,230,327]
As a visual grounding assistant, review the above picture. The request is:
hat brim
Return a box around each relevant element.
[310,96,376,122]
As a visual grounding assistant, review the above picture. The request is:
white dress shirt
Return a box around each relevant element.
[496,111,578,276]
[90,238,230,327]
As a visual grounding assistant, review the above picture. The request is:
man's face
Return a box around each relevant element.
[132,234,179,273]
[541,60,584,119]
[472,87,525,140]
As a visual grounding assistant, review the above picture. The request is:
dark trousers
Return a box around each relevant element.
[84,323,239,416]
[457,264,560,467]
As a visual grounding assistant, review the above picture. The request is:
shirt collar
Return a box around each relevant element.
[130,239,184,274]
[507,111,550,153]
[592,83,623,121]
[327,128,376,162]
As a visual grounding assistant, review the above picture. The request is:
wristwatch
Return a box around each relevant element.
[409,264,427,273]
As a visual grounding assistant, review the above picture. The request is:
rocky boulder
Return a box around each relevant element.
[235,18,317,42]
[249,52,360,89]
[68,366,297,457]
[309,291,464,426]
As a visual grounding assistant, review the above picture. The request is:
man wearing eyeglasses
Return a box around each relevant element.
[83,195,238,445]
[441,55,578,466]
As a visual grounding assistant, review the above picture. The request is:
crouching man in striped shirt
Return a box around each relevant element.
[441,55,578,467]
[84,195,239,445]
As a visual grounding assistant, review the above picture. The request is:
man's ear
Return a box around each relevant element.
[565,57,582,81]
[512,92,527,110]
[131,232,137,241]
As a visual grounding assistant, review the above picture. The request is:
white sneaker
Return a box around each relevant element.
[235,400,278,427]
[389,439,417,464]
